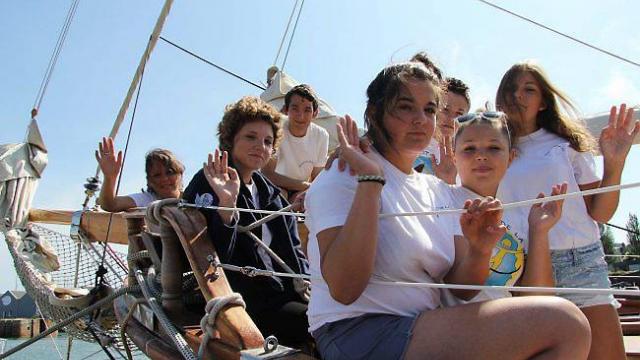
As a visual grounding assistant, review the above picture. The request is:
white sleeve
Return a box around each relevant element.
[305,167,357,233]
[127,192,156,207]
[314,129,330,167]
[569,148,600,185]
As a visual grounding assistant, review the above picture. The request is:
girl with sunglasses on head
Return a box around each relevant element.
[304,61,590,360]
[444,111,567,304]
[496,61,640,360]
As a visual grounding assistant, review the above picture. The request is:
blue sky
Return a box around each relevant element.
[1,0,639,291]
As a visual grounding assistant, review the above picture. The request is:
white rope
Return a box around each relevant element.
[605,254,640,258]
[181,180,640,219]
[216,263,640,297]
[380,181,640,218]
[198,293,245,360]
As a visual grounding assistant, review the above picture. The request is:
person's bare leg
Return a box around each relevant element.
[404,296,591,360]
[580,305,625,360]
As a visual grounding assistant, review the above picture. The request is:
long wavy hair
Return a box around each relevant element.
[496,61,596,152]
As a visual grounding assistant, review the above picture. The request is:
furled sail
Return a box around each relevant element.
[0,119,59,273]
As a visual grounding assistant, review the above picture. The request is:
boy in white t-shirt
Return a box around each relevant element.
[263,84,329,202]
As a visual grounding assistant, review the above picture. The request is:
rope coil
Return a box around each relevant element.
[198,293,246,359]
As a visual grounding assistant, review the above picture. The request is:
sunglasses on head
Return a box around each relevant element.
[455,111,505,123]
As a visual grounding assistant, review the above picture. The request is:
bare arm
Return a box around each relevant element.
[316,116,383,304]
[261,156,310,192]
[584,104,640,223]
[318,182,382,304]
[310,166,323,181]
[445,198,507,300]
[516,183,567,295]
[444,234,492,300]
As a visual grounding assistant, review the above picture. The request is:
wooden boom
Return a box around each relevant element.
[28,208,135,245]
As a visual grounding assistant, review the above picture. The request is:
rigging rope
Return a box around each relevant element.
[32,0,80,119]
[476,0,640,69]
[606,222,640,236]
[213,261,640,297]
[158,36,265,90]
[273,0,300,66]
[180,180,640,219]
[96,35,150,289]
[281,0,305,71]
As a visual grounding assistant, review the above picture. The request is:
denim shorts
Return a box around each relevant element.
[551,242,620,308]
[311,314,417,360]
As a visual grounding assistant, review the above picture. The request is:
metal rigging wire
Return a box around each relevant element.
[281,0,305,71]
[32,0,81,118]
[273,0,300,66]
[476,0,640,69]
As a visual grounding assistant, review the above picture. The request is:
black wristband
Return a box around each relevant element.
[356,174,385,186]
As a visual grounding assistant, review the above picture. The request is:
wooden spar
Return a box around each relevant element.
[28,208,134,245]
[92,0,175,179]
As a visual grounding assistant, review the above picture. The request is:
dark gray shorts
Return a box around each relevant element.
[312,313,417,360]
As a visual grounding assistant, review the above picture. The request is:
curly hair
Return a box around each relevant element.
[284,84,319,112]
[217,96,283,153]
[364,62,442,154]
[496,61,595,152]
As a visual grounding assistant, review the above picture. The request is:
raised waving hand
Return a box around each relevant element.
[95,137,123,181]
[600,103,640,167]
[335,115,381,177]
[203,149,240,224]
[432,135,457,184]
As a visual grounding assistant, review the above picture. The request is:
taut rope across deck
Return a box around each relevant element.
[180,180,640,219]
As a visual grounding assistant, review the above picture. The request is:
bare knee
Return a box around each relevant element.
[532,297,592,356]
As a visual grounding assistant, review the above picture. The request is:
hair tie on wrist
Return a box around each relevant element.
[357,174,385,186]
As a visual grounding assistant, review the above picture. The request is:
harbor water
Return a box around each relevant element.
[1,334,149,359]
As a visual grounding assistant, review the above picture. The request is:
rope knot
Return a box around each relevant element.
[198,293,245,359]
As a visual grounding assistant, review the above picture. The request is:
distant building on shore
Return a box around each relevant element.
[0,291,37,319]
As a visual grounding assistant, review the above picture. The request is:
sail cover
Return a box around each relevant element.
[0,119,59,272]
[261,70,341,151]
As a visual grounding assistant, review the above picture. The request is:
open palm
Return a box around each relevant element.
[599,104,640,166]
[203,149,240,206]
[336,115,382,177]
[433,135,457,184]
[95,137,123,180]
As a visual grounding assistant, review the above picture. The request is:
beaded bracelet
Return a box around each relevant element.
[356,174,386,186]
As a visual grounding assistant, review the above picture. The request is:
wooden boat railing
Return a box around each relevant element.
[115,202,314,359]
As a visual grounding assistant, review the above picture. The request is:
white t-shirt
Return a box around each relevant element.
[445,186,526,302]
[304,150,457,332]
[127,191,157,207]
[275,119,329,182]
[248,182,274,271]
[497,129,601,250]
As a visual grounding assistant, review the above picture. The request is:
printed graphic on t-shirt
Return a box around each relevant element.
[414,153,435,175]
[486,229,524,287]
[195,193,214,207]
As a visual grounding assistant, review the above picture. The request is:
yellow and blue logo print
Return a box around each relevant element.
[413,153,435,175]
[486,231,524,287]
